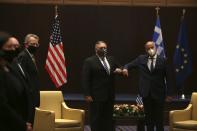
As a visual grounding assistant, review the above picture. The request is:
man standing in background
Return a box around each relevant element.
[17,34,40,124]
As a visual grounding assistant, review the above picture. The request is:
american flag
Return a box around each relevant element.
[153,16,166,58]
[45,15,67,88]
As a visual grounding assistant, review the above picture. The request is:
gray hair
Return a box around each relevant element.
[24,34,39,43]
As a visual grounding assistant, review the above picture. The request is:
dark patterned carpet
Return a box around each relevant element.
[84,125,170,131]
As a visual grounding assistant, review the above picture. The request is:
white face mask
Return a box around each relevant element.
[148,49,156,57]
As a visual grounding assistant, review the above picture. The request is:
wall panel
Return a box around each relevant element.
[64,0,98,5]
[28,0,63,4]
[0,0,27,3]
[99,0,132,6]
[0,0,197,6]
[166,0,197,7]
[133,0,166,6]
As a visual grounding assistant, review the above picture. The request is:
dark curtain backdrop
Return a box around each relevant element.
[0,4,196,95]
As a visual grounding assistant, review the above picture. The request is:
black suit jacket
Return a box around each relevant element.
[0,63,31,131]
[11,58,36,123]
[124,54,168,101]
[82,55,120,101]
[17,49,40,108]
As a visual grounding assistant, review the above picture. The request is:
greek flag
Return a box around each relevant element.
[136,94,143,105]
[153,17,166,58]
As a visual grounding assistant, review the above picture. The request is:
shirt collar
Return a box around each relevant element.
[97,55,106,61]
[148,54,157,59]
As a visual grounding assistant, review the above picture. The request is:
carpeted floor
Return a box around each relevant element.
[84,125,170,131]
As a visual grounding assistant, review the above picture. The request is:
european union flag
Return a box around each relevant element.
[173,16,192,88]
[153,16,166,58]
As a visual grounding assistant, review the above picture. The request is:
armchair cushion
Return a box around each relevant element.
[174,120,197,130]
[55,119,81,128]
[40,91,64,119]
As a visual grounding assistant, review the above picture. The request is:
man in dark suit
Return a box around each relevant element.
[17,34,40,124]
[0,33,32,131]
[82,41,122,131]
[123,41,169,131]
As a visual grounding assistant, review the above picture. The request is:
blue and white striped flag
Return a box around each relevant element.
[153,16,166,58]
[153,15,168,90]
[136,94,143,105]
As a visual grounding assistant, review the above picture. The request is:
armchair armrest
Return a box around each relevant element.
[61,102,85,128]
[33,107,55,131]
[169,104,192,131]
[170,104,192,122]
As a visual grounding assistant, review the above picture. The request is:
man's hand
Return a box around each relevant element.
[165,96,173,102]
[26,122,32,131]
[85,96,93,103]
[122,69,129,77]
[113,68,122,74]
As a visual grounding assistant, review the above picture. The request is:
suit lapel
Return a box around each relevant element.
[143,55,150,72]
[106,56,112,73]
[154,55,161,70]
[95,55,103,68]
[95,55,111,74]
[25,49,38,72]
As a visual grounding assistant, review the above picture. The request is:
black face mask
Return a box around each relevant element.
[27,46,38,54]
[1,49,20,63]
[97,48,107,57]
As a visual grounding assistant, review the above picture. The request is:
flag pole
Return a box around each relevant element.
[55,5,58,17]
[181,9,186,21]
[155,6,160,17]
[180,9,186,100]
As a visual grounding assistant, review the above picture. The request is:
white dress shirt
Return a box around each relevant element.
[147,55,157,71]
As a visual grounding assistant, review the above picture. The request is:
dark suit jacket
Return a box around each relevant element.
[17,49,40,122]
[124,54,168,101]
[82,55,120,101]
[0,63,31,131]
[18,49,40,106]
[11,58,35,123]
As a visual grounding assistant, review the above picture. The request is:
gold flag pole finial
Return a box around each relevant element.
[55,5,58,17]
[155,7,160,17]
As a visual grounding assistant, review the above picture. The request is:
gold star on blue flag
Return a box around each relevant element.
[173,14,192,88]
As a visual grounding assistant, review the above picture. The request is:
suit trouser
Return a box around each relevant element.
[89,100,114,131]
[143,95,164,131]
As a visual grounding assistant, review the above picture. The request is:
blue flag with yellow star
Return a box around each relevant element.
[173,16,192,88]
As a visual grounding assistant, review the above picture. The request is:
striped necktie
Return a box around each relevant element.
[101,58,110,75]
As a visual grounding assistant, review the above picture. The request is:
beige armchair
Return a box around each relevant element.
[169,92,197,131]
[33,91,85,131]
